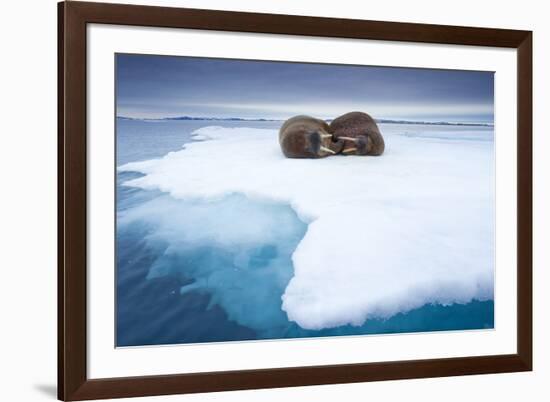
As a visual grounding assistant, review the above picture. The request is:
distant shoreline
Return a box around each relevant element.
[116,115,494,128]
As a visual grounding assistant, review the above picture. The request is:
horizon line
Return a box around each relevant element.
[116,115,494,127]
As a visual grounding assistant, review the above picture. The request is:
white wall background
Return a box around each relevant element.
[0,0,547,401]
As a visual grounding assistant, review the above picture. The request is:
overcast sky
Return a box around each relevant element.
[116,53,494,123]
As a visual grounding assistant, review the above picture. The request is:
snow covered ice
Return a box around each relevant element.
[119,123,494,331]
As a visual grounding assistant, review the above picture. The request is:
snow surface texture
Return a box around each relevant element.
[119,124,495,330]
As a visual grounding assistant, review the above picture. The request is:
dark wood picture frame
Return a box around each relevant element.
[58,1,532,400]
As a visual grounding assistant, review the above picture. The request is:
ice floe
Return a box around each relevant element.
[119,123,494,330]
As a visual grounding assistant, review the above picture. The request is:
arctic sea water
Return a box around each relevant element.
[116,118,494,347]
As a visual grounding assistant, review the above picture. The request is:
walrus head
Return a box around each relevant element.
[330,111,385,156]
[308,129,344,157]
[339,134,370,155]
[279,115,344,158]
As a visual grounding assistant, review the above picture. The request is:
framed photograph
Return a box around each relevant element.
[58,1,532,400]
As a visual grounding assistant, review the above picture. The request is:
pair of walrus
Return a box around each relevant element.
[279,111,385,158]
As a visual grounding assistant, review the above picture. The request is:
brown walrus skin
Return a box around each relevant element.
[330,111,385,156]
[279,115,344,158]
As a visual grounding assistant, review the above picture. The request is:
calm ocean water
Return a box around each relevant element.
[116,118,494,347]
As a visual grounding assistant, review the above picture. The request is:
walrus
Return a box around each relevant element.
[329,111,385,156]
[279,115,344,158]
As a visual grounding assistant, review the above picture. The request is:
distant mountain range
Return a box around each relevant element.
[376,119,493,127]
[117,115,493,127]
[117,116,279,122]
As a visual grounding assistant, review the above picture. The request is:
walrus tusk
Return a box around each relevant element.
[320,146,336,154]
[342,147,357,153]
[338,136,359,142]
[320,133,333,139]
